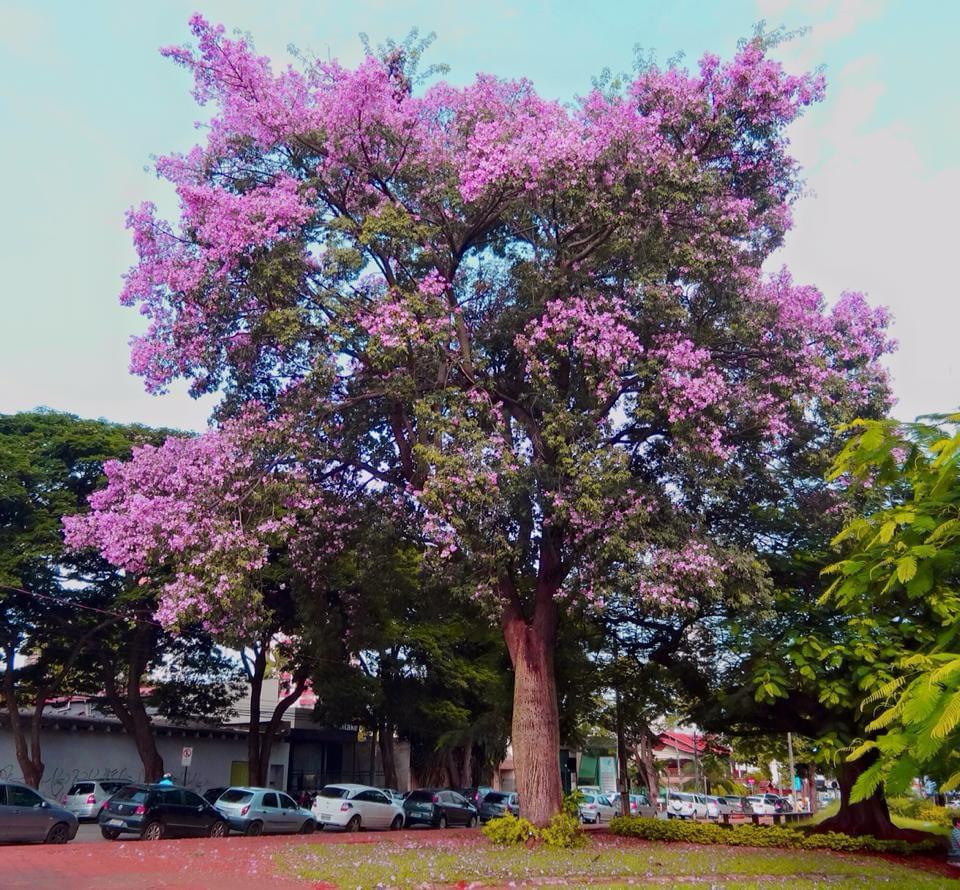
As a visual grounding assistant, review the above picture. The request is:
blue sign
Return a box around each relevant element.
[794,775,802,791]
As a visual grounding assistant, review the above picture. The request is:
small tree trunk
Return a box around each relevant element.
[379,723,399,789]
[502,587,562,827]
[256,668,308,787]
[247,646,267,786]
[461,744,473,790]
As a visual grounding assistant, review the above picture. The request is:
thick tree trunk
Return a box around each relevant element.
[2,647,43,788]
[246,646,267,785]
[502,587,562,827]
[255,667,308,787]
[461,744,473,790]
[814,752,924,840]
[378,723,399,789]
[101,619,164,783]
[635,727,660,802]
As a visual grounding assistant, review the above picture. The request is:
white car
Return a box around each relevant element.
[746,794,779,815]
[311,783,405,832]
[704,796,721,819]
[578,793,616,823]
[667,792,708,819]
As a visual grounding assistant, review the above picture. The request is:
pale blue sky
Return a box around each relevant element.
[1,0,957,431]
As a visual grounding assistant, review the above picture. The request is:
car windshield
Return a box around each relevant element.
[484,793,509,803]
[406,790,435,802]
[319,787,349,799]
[219,789,254,804]
[113,786,149,803]
[100,782,125,793]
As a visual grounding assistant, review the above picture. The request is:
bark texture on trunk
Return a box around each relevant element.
[634,727,660,802]
[814,753,925,841]
[378,724,399,789]
[250,659,308,787]
[2,646,43,788]
[502,586,562,827]
[101,621,165,784]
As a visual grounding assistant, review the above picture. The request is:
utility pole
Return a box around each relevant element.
[787,732,797,813]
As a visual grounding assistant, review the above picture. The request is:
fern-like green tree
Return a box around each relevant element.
[822,414,960,803]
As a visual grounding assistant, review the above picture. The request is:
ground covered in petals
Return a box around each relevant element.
[283,836,956,888]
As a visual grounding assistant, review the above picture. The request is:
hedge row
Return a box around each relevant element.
[887,797,958,827]
[608,815,942,855]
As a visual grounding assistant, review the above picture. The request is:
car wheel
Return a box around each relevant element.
[245,820,263,837]
[299,820,316,835]
[467,815,478,829]
[316,823,324,832]
[438,814,448,829]
[390,815,403,831]
[208,820,229,838]
[141,821,164,841]
[346,815,361,833]
[44,822,70,845]
[100,827,120,840]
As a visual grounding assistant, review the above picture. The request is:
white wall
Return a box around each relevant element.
[0,723,289,801]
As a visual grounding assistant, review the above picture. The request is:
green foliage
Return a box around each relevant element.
[540,812,586,848]
[608,815,941,854]
[481,812,539,845]
[914,803,958,827]
[886,796,925,819]
[562,789,585,818]
[482,810,585,849]
[820,416,960,800]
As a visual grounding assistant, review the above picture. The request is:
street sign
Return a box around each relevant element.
[746,777,755,785]
[794,775,802,791]
[181,746,193,767]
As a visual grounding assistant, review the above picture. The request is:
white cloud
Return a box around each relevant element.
[758,1,960,420]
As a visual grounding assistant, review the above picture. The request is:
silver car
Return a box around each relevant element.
[214,786,316,836]
[0,781,79,844]
[61,780,126,820]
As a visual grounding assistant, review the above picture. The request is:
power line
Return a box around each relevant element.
[0,584,163,628]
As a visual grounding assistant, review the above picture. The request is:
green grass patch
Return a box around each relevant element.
[282,838,952,889]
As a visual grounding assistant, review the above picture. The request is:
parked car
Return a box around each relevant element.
[459,786,493,808]
[578,792,616,824]
[98,783,229,840]
[715,795,749,816]
[380,788,405,804]
[778,796,794,813]
[403,789,479,828]
[609,792,657,818]
[214,787,315,835]
[61,780,126,821]
[478,791,520,822]
[704,796,721,819]
[746,793,784,816]
[312,784,406,832]
[0,781,78,844]
[202,786,228,805]
[666,792,708,820]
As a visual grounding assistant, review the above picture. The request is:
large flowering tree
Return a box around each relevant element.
[102,18,892,822]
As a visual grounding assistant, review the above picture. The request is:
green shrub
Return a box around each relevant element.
[914,803,958,826]
[608,815,941,855]
[540,812,585,848]
[482,812,539,845]
[562,789,585,819]
[886,796,924,819]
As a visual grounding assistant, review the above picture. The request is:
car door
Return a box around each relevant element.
[450,791,473,825]
[182,790,212,835]
[157,788,187,834]
[260,792,282,834]
[277,792,304,832]
[6,784,51,842]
